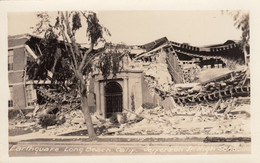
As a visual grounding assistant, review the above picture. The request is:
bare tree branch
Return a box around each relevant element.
[60,12,79,69]
[79,43,94,72]
[82,50,104,71]
[64,11,84,71]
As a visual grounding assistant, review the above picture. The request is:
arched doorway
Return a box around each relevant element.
[105,82,123,118]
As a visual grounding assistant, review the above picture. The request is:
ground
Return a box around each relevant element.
[9,106,251,156]
[9,100,250,138]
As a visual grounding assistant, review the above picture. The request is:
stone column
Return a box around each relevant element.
[100,82,105,118]
[123,77,129,111]
[94,80,101,115]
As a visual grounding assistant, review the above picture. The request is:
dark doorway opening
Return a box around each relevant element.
[105,82,123,118]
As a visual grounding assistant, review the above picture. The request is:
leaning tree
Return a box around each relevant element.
[28,11,125,140]
[232,11,249,65]
[223,10,249,64]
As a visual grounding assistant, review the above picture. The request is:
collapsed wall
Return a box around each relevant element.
[129,46,181,105]
[131,42,250,106]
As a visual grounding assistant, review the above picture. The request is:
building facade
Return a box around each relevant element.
[91,70,156,118]
[8,34,37,110]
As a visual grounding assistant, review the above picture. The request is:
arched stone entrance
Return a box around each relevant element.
[105,82,123,118]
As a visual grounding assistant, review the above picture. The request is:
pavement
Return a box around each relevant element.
[9,139,251,156]
[9,131,251,156]
[9,129,251,143]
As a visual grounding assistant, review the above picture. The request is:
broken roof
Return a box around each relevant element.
[134,37,245,63]
[140,37,168,51]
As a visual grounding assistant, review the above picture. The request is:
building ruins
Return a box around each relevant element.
[8,34,250,120]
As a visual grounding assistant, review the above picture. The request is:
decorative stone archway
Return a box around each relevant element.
[105,81,123,118]
[92,70,151,119]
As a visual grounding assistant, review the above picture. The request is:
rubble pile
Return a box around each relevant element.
[33,84,81,122]
[172,67,250,104]
[129,50,174,94]
[143,62,173,92]
[182,64,201,83]
[37,86,80,108]
[9,90,250,138]
[9,109,106,136]
[117,98,250,136]
[38,110,89,136]
[8,83,85,135]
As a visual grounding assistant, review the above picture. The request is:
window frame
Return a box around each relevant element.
[8,50,14,71]
[26,85,34,107]
[8,86,14,107]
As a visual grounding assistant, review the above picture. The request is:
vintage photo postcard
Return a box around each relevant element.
[1,0,260,163]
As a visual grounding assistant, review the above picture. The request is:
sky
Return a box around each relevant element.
[8,10,242,47]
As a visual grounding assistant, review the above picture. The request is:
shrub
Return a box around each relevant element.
[109,112,127,124]
[38,114,57,128]
[8,110,21,120]
[109,113,119,124]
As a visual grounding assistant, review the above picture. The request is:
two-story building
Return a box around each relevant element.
[8,34,38,110]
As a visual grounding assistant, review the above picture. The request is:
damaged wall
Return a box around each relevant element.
[12,85,26,110]
[164,47,184,83]
[142,76,162,105]
[8,36,28,110]
[8,47,27,84]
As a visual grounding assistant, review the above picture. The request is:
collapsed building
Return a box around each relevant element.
[8,34,81,113]
[8,34,250,120]
[125,37,250,104]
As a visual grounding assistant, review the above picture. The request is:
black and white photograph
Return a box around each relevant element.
[0,0,259,162]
